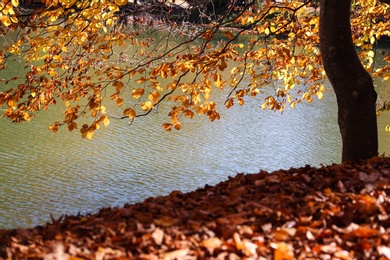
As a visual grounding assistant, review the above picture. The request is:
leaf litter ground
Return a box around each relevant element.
[2,157,390,259]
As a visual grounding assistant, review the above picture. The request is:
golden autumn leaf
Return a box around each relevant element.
[101,116,110,127]
[183,109,194,118]
[49,122,60,133]
[225,98,234,108]
[0,0,387,143]
[141,101,153,111]
[132,88,144,99]
[214,74,224,89]
[81,130,94,140]
[123,108,136,119]
[162,123,172,132]
[136,77,148,84]
[148,91,161,104]
[11,0,19,7]
[1,16,11,27]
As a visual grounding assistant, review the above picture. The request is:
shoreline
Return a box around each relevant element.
[2,157,390,259]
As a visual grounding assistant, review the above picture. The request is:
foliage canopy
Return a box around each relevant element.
[0,0,389,139]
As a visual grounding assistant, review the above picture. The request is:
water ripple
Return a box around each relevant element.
[0,87,345,229]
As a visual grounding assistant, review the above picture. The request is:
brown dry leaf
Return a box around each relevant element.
[152,227,164,245]
[4,157,390,259]
[348,225,379,238]
[154,216,176,227]
[377,245,390,258]
[160,248,190,260]
[199,237,222,253]
[354,194,378,215]
[358,171,380,183]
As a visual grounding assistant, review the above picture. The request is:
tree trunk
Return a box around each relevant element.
[319,0,378,162]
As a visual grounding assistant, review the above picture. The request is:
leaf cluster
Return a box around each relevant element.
[0,0,389,138]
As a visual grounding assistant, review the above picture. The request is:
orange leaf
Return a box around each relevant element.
[116,97,124,106]
[132,88,144,99]
[123,108,136,119]
[148,91,161,104]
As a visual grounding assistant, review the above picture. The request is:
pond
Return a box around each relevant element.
[1,36,390,229]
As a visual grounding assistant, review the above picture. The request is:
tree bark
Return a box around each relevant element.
[319,0,378,162]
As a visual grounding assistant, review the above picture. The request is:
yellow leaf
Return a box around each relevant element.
[11,0,19,7]
[82,130,94,140]
[290,102,296,108]
[1,16,11,27]
[132,88,144,99]
[370,36,375,44]
[265,28,270,35]
[214,74,224,89]
[148,91,161,104]
[10,16,17,23]
[141,101,153,111]
[99,105,106,114]
[101,116,110,126]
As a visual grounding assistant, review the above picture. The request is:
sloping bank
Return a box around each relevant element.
[1,157,390,259]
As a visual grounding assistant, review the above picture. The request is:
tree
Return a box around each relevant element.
[319,0,390,161]
[0,0,389,162]
[320,0,375,162]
